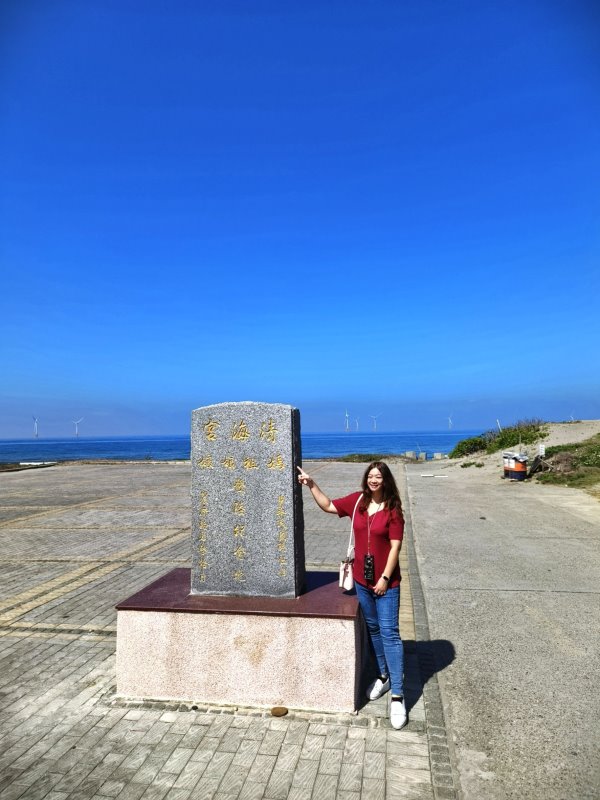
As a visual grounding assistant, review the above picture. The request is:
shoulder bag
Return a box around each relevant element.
[339,494,362,591]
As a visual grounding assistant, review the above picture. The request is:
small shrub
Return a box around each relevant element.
[574,444,600,468]
[449,436,487,459]
[450,419,547,459]
[338,453,393,463]
[484,419,548,454]
[534,433,600,489]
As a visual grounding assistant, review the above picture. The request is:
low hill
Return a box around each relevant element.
[537,420,600,449]
[449,420,600,496]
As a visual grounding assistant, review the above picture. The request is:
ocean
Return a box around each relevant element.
[0,431,478,464]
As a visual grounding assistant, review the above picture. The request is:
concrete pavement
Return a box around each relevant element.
[405,459,600,800]
[0,461,454,800]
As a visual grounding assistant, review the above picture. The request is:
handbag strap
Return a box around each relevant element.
[347,493,362,558]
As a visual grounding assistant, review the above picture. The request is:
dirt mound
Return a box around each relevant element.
[539,420,600,449]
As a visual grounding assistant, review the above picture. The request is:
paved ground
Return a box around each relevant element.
[5,459,595,799]
[0,462,455,800]
[405,459,600,800]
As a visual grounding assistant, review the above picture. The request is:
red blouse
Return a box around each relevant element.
[333,491,404,588]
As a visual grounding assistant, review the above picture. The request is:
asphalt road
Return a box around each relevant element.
[405,460,600,800]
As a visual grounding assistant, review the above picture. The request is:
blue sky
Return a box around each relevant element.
[1,0,599,437]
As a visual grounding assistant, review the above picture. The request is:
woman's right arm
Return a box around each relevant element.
[297,467,338,514]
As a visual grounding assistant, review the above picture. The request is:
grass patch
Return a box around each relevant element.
[337,453,395,463]
[449,419,548,458]
[450,436,487,459]
[534,433,600,489]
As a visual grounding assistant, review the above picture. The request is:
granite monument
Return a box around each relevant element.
[116,401,366,713]
[190,402,305,597]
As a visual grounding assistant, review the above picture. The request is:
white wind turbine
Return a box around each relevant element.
[73,418,84,437]
[448,414,453,430]
[355,418,359,431]
[344,410,350,433]
[32,416,39,438]
[370,413,382,431]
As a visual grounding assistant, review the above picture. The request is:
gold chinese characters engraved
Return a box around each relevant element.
[234,545,246,560]
[198,491,209,568]
[233,478,246,493]
[222,456,236,470]
[233,525,245,538]
[276,495,288,576]
[233,569,246,583]
[200,491,209,515]
[199,522,207,541]
[203,419,220,441]
[231,420,250,441]
[259,418,278,443]
[232,500,245,516]
[198,455,213,469]
[243,457,259,470]
[267,454,285,470]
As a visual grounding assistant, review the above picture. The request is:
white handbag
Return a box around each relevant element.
[339,494,362,591]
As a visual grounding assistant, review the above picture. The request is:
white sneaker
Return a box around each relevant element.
[367,676,390,701]
[390,697,407,730]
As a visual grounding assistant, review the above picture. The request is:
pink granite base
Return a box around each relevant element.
[115,569,366,713]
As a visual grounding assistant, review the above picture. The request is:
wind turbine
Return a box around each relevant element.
[448,414,453,430]
[496,419,502,432]
[370,413,382,431]
[32,416,39,438]
[344,410,350,433]
[73,418,84,437]
[355,418,359,432]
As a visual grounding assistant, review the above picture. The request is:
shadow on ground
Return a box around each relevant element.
[404,638,456,712]
[355,635,455,714]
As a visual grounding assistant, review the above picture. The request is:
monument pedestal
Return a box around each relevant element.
[116,569,368,714]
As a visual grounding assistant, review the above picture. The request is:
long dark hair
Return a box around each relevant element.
[360,461,403,517]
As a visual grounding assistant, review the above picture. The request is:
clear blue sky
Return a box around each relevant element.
[2,0,599,437]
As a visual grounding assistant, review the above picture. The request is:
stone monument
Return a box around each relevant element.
[190,402,305,597]
[115,401,367,713]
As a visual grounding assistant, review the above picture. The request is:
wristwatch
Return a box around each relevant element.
[381,575,389,582]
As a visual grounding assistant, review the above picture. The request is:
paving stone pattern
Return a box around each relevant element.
[0,461,454,799]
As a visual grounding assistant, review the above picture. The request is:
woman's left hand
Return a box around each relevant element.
[374,577,388,596]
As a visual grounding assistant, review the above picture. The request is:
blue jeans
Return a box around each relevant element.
[355,583,404,697]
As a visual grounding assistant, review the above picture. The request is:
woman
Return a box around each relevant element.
[297,461,407,730]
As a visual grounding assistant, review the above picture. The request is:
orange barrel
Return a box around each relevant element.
[510,457,528,480]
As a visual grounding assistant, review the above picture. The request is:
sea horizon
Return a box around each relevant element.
[0,430,480,463]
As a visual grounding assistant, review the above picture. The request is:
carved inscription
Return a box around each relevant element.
[191,402,305,597]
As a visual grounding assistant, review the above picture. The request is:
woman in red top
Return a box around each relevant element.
[297,461,407,730]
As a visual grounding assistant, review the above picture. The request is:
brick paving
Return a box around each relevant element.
[0,462,456,799]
